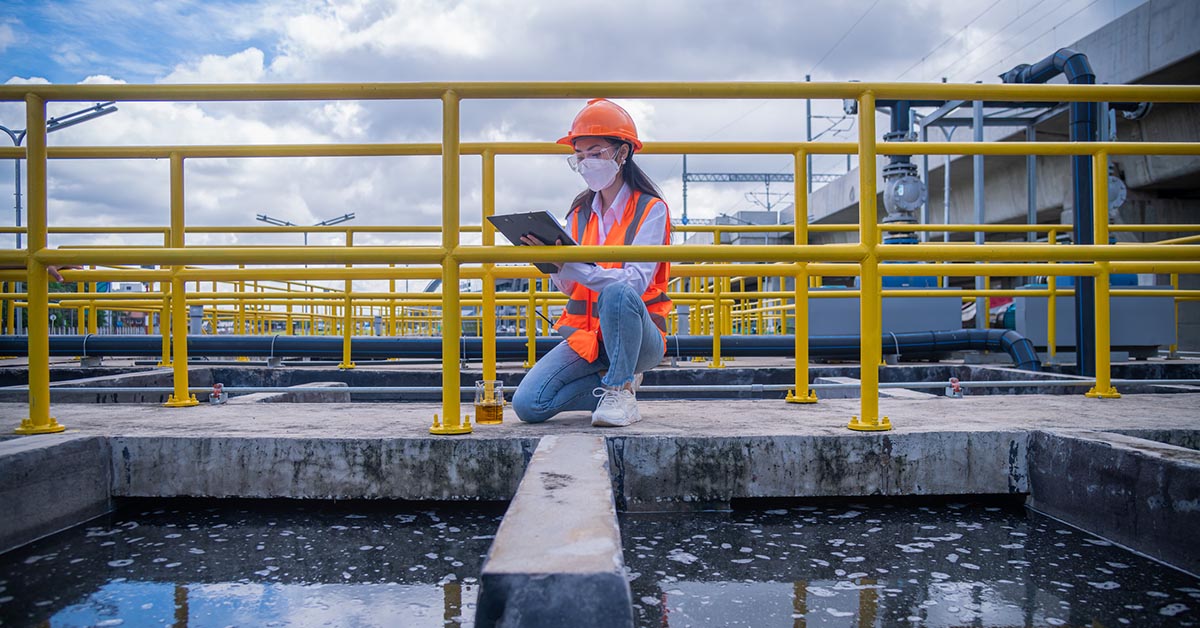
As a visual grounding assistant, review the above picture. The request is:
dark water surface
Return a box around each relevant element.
[3,499,1198,627]
[0,499,504,627]
[620,499,1200,627]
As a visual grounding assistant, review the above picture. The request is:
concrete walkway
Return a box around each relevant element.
[3,393,1198,438]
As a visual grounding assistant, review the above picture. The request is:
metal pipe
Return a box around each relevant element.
[0,330,1043,370]
[13,379,1200,396]
[1001,47,1098,376]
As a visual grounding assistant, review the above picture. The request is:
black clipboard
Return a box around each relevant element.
[487,211,592,274]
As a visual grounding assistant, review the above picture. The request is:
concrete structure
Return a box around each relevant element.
[2,394,1200,611]
[0,434,110,553]
[1028,429,1200,574]
[806,0,1200,349]
[477,435,633,628]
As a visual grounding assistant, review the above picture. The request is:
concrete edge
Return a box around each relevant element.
[228,381,352,404]
[477,435,634,628]
[109,435,539,500]
[1027,429,1200,575]
[607,431,1031,510]
[0,434,112,554]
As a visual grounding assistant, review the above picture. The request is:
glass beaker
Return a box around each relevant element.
[474,380,504,425]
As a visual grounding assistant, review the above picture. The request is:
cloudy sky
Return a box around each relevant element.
[0,0,1145,257]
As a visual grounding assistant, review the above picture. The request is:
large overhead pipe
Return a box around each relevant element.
[1000,48,1097,376]
[0,330,1041,371]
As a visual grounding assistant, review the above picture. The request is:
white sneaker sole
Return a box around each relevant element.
[591,408,643,428]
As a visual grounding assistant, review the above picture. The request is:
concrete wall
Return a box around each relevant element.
[608,431,1028,510]
[0,435,111,554]
[110,436,538,501]
[1027,430,1200,575]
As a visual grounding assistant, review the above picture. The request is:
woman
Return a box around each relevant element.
[512,98,672,428]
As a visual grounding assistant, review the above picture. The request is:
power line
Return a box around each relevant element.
[968,0,1103,81]
[944,0,1078,82]
[895,0,1005,81]
[808,0,883,76]
[928,0,1056,82]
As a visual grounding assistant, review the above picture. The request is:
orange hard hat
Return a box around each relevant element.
[556,98,642,151]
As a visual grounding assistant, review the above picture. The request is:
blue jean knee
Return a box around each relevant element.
[596,282,642,315]
[511,383,553,423]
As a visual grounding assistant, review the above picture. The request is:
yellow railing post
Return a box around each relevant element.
[849,90,891,432]
[523,278,537,369]
[339,231,356,369]
[16,93,65,434]
[431,89,470,435]
[788,149,816,403]
[6,284,14,335]
[1087,150,1120,399]
[164,153,199,407]
[87,273,99,335]
[482,149,498,382]
[1171,273,1180,357]
[710,231,725,368]
[158,279,172,366]
[1047,229,1057,362]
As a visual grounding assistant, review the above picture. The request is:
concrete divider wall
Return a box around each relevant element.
[110,436,538,501]
[477,435,634,628]
[0,435,111,554]
[1028,430,1200,575]
[608,432,1029,509]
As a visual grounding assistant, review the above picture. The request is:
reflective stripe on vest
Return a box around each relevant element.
[553,190,673,362]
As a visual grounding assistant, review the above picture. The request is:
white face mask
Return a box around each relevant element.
[576,157,620,192]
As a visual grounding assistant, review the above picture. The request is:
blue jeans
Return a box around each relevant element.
[513,283,664,423]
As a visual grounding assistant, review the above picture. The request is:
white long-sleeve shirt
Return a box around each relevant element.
[550,182,669,296]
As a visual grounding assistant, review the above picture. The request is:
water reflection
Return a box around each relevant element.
[620,501,1200,627]
[0,499,503,627]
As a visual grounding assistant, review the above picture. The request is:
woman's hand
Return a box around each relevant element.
[47,265,83,282]
[519,234,565,272]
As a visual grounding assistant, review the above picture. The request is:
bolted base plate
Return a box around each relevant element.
[164,394,200,408]
[429,414,473,435]
[15,417,67,435]
[847,415,893,432]
[1085,386,1122,399]
[786,389,819,404]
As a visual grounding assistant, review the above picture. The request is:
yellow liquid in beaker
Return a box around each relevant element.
[474,402,504,425]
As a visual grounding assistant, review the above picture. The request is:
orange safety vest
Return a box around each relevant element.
[554,190,673,362]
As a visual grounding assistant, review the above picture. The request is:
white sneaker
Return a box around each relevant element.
[591,386,642,427]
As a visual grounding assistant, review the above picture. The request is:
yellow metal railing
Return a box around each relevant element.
[2,81,1200,435]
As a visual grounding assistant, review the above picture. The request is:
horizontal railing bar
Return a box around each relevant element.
[2,140,1199,161]
[1,81,1197,103]
[1,223,1194,236]
[6,379,1198,396]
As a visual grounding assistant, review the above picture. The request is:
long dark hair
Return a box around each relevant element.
[569,139,663,213]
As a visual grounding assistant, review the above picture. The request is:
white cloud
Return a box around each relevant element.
[0,21,16,53]
[0,0,1153,292]
[162,48,268,84]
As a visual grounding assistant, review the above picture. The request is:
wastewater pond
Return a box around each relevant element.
[620,499,1200,627]
[0,499,503,628]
